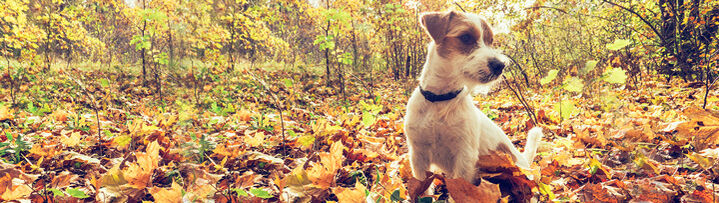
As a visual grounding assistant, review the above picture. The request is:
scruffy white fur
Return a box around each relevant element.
[404,11,543,183]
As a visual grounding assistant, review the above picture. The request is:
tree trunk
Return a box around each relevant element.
[229,18,235,71]
[325,20,332,86]
[168,19,173,67]
[141,0,147,84]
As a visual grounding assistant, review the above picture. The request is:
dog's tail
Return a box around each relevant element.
[522,127,543,163]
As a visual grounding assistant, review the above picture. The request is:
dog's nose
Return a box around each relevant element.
[488,58,505,74]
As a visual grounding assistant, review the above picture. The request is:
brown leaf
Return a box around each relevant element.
[406,172,436,202]
[628,176,680,202]
[179,163,222,201]
[0,179,32,201]
[575,183,626,203]
[51,171,78,189]
[236,171,260,188]
[475,151,538,202]
[0,162,37,200]
[445,178,501,203]
[676,107,719,150]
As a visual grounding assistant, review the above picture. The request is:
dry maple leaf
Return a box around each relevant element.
[0,162,38,201]
[149,181,183,203]
[236,171,260,188]
[50,171,79,189]
[124,140,161,189]
[676,107,719,150]
[61,131,83,147]
[0,104,13,121]
[307,141,345,189]
[0,177,33,201]
[178,163,222,201]
[332,181,367,203]
[575,182,626,202]
[244,130,266,148]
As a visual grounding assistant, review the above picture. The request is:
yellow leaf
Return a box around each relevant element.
[244,131,265,148]
[686,152,713,170]
[283,167,312,187]
[100,164,127,187]
[61,131,83,147]
[112,135,132,150]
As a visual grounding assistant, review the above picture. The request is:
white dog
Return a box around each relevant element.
[404,10,543,183]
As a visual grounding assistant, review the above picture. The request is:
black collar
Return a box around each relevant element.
[419,86,463,102]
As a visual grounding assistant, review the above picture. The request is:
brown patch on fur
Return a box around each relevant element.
[420,11,457,43]
[495,143,517,162]
[420,11,481,58]
[480,19,494,46]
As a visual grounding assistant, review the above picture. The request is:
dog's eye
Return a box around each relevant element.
[458,34,475,45]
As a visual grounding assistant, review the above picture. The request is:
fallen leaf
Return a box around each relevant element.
[149,181,183,203]
[445,177,501,203]
[332,181,367,203]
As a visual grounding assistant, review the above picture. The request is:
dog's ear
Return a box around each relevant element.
[420,11,457,43]
[480,19,494,46]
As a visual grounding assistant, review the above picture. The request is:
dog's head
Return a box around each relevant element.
[420,11,507,86]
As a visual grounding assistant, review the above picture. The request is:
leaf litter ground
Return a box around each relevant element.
[0,67,718,202]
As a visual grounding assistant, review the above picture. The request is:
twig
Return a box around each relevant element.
[347,71,375,100]
[506,55,531,87]
[65,74,104,146]
[454,2,466,12]
[602,0,664,44]
[503,75,539,126]
[246,63,287,157]
[703,76,717,109]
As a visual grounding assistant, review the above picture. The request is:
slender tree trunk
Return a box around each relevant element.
[325,20,332,86]
[141,0,147,85]
[5,55,14,106]
[45,12,53,71]
[350,20,359,70]
[168,19,173,67]
[229,18,235,71]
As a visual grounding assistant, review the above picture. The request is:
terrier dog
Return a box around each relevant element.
[404,10,543,183]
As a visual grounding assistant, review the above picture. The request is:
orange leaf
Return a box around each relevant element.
[333,181,367,203]
[149,182,183,203]
[124,141,162,189]
[445,178,501,203]
[307,141,345,189]
[0,104,13,121]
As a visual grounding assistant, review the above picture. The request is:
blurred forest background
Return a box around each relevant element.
[1,0,719,202]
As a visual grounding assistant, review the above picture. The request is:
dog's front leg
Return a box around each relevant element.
[408,142,431,180]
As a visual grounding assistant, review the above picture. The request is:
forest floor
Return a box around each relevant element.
[1,64,719,202]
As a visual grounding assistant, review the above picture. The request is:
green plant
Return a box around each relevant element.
[0,132,31,164]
